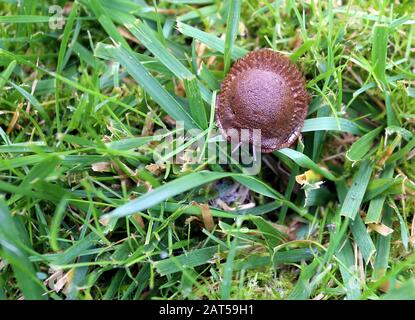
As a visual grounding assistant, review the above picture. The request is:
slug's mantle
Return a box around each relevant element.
[216,49,310,153]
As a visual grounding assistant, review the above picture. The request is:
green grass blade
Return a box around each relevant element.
[177,21,247,60]
[126,20,192,79]
[50,196,69,252]
[346,126,384,162]
[220,236,238,299]
[223,0,241,75]
[0,60,16,91]
[301,117,365,135]
[184,75,208,129]
[371,24,399,126]
[373,207,393,280]
[366,165,394,224]
[103,44,198,129]
[154,246,219,276]
[340,159,374,220]
[386,136,415,164]
[89,0,130,48]
[371,24,389,86]
[350,213,376,263]
[275,148,336,181]
[336,239,361,300]
[0,200,46,300]
[251,216,286,248]
[9,81,51,124]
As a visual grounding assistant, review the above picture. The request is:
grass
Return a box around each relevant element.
[0,0,414,300]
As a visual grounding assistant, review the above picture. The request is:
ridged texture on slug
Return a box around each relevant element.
[216,49,310,153]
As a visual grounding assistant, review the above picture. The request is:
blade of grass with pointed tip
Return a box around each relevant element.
[389,200,409,252]
[95,43,173,76]
[233,248,316,271]
[8,155,63,204]
[386,136,415,164]
[347,126,384,162]
[153,200,281,219]
[340,159,374,220]
[287,259,319,300]
[251,216,286,248]
[290,39,314,62]
[0,15,60,23]
[0,60,16,92]
[51,232,100,266]
[50,196,69,251]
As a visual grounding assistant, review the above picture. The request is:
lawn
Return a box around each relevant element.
[0,0,414,300]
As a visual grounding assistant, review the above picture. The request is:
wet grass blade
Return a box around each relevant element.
[340,159,374,220]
